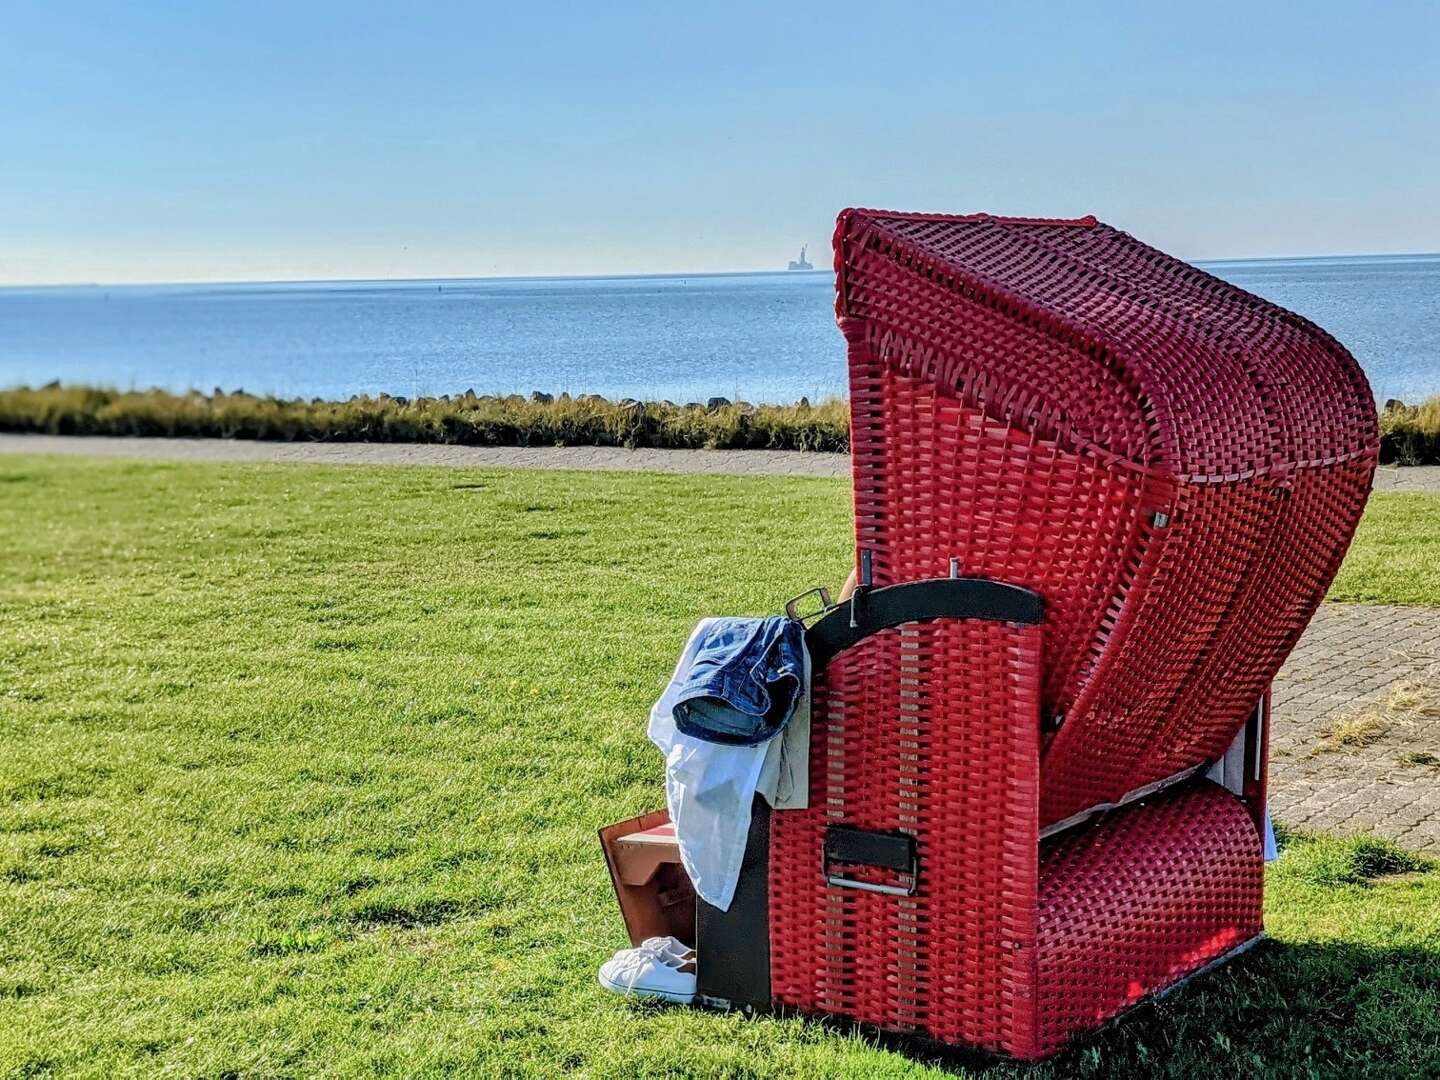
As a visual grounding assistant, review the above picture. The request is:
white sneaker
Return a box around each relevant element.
[597,936,697,1004]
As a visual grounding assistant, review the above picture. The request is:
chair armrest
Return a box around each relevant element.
[804,576,1043,670]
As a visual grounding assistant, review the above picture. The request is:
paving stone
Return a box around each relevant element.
[1272,603,1440,853]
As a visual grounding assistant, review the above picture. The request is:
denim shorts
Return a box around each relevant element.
[671,616,806,746]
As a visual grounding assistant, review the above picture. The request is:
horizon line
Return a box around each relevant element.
[4,248,1439,292]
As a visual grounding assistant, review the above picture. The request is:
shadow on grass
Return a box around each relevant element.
[767,938,1439,1078]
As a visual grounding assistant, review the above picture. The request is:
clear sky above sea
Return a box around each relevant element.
[3,1,1438,285]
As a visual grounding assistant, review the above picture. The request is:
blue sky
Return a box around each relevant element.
[3,2,1437,284]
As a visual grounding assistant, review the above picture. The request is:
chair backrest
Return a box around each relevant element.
[834,209,1378,826]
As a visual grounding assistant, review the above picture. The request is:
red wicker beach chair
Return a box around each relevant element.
[692,210,1379,1059]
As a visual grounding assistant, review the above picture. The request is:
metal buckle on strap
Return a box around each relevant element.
[784,586,834,625]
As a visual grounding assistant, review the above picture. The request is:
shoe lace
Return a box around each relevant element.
[607,944,673,996]
[638,936,688,962]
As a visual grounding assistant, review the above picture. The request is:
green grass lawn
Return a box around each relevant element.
[1327,492,1440,604]
[1,455,1438,1078]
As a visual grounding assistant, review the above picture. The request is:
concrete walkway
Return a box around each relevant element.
[4,432,1439,852]
[1,434,1434,490]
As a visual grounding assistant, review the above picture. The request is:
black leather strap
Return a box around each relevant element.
[804,577,1044,670]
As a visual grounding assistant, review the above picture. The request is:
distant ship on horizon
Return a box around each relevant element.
[786,244,814,271]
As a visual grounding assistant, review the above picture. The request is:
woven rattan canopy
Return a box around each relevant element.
[832,209,1379,824]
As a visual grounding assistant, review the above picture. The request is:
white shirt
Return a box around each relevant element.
[648,618,810,911]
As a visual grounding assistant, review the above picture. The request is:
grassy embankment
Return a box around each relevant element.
[1,457,1438,1077]
[0,385,848,452]
[4,384,1440,463]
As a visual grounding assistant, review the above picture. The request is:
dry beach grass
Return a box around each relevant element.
[0,384,850,452]
[5,384,1440,464]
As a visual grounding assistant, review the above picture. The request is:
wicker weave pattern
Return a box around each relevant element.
[768,619,1044,1051]
[833,209,1378,823]
[766,625,1260,1058]
[764,210,1370,1058]
[1034,781,1262,1055]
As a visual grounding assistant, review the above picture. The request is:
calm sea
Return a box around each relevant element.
[1,254,1436,404]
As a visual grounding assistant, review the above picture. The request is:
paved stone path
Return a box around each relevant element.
[1,434,1434,490]
[0,434,852,477]
[4,433,1438,851]
[1272,604,1440,853]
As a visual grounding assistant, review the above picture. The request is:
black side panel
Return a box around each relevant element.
[696,797,771,1010]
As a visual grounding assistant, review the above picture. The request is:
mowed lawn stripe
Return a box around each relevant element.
[1,456,1436,1078]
